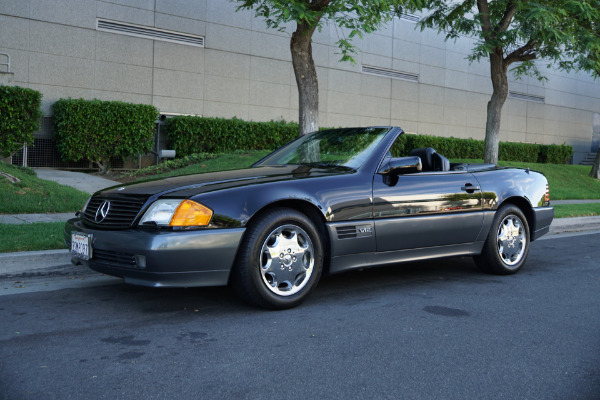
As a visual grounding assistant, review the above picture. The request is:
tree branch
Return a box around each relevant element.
[496,1,518,33]
[309,0,331,11]
[477,0,492,33]
[504,38,537,66]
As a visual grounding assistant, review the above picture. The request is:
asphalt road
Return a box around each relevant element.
[1,232,599,400]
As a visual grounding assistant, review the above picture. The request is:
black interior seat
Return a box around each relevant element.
[409,147,435,171]
[409,147,449,172]
[432,153,450,171]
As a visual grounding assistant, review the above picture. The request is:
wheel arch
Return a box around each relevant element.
[231,199,331,282]
[497,196,534,240]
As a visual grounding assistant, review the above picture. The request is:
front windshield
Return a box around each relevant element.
[255,127,390,170]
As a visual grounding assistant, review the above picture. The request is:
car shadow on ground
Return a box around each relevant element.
[64,255,510,316]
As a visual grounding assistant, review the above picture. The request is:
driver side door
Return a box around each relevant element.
[372,169,484,252]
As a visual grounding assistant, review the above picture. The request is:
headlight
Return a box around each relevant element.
[140,199,213,227]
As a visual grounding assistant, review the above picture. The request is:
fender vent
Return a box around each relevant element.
[336,226,357,239]
[97,19,205,47]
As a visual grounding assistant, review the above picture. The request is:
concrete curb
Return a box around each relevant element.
[0,249,71,276]
[1,216,599,278]
[548,215,600,227]
[548,215,600,235]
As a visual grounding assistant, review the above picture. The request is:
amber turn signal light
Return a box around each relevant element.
[169,200,213,227]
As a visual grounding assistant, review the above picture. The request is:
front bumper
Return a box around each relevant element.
[531,206,554,241]
[64,218,245,287]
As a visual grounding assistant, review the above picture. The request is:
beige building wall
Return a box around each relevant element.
[1,0,599,163]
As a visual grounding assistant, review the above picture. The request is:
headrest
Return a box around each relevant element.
[409,147,436,171]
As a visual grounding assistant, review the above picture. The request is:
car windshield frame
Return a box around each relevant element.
[253,127,391,170]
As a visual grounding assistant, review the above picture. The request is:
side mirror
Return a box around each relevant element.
[378,156,422,175]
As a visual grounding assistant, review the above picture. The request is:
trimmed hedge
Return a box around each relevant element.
[166,116,572,164]
[393,133,572,164]
[53,99,158,172]
[0,85,42,158]
[165,116,298,157]
[538,143,573,164]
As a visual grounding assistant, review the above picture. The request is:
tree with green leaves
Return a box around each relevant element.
[412,0,600,165]
[235,0,408,136]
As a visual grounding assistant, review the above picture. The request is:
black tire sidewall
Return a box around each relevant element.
[479,205,530,275]
[234,208,324,309]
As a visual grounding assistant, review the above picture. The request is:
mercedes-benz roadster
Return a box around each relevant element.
[65,126,554,309]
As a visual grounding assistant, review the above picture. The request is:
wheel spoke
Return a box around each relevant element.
[260,224,314,296]
[496,215,526,267]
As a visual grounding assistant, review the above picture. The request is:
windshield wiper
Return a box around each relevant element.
[300,162,354,170]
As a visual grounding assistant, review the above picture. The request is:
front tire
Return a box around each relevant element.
[475,204,530,275]
[232,208,324,309]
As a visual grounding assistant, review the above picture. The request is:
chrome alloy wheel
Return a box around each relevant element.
[259,224,314,296]
[496,215,526,267]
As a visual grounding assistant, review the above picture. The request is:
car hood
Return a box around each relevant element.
[96,165,355,198]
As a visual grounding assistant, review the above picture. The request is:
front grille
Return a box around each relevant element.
[93,249,137,268]
[83,197,146,228]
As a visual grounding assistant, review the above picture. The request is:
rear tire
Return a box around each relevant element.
[231,208,324,309]
[475,204,530,275]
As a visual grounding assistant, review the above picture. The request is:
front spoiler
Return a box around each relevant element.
[65,218,245,287]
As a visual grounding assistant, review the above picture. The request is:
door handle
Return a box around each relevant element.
[461,184,481,193]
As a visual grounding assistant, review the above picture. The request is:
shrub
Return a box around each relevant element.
[165,116,298,157]
[498,141,540,163]
[0,85,42,159]
[393,133,572,164]
[166,116,573,165]
[538,143,573,164]
[124,153,216,178]
[53,99,158,173]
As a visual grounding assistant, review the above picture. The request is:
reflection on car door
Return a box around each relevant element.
[372,171,484,252]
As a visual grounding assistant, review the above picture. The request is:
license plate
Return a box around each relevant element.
[71,232,92,260]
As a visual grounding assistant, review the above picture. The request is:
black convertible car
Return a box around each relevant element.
[65,127,553,309]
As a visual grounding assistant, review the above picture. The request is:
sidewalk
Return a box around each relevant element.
[1,168,600,277]
[0,169,120,225]
[34,168,121,194]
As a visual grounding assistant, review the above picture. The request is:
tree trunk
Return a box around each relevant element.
[95,159,110,174]
[590,151,600,179]
[484,53,509,165]
[291,21,319,136]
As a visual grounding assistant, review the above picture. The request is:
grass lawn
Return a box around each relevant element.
[452,159,600,200]
[0,163,90,214]
[553,203,600,218]
[0,222,66,253]
[138,154,600,200]
[1,153,599,254]
[139,150,272,180]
